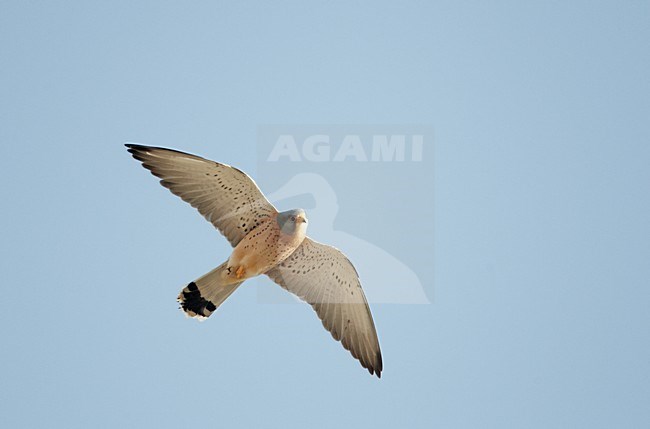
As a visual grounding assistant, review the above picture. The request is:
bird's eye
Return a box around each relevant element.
[290,216,296,221]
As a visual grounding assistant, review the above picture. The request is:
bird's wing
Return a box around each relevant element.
[126,144,277,247]
[265,237,383,378]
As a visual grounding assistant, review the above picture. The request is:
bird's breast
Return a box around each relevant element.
[228,218,305,277]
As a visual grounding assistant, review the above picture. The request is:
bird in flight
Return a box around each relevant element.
[126,144,383,377]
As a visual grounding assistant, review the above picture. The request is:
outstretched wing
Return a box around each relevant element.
[265,237,383,378]
[126,144,277,247]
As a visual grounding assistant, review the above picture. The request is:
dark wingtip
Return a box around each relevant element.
[125,143,148,160]
[374,350,383,378]
[125,144,158,164]
[368,367,381,378]
[125,143,203,160]
[125,143,148,151]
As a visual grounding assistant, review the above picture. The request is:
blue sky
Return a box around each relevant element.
[1,1,649,428]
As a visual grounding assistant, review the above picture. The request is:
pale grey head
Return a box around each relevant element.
[277,209,308,235]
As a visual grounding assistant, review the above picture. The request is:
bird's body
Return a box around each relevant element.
[126,144,383,377]
[227,209,307,281]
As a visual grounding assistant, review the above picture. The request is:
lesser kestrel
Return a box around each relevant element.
[126,144,383,377]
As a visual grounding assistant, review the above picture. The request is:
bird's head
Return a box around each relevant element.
[277,209,308,235]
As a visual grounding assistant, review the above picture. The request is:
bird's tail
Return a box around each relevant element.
[177,262,243,319]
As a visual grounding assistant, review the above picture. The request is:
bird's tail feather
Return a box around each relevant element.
[177,262,243,319]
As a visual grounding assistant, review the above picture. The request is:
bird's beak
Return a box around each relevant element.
[299,216,307,224]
